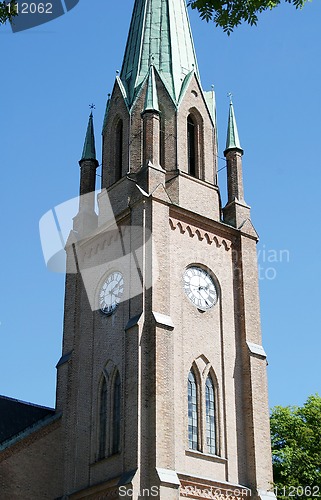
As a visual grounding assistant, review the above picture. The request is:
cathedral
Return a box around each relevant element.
[0,0,276,498]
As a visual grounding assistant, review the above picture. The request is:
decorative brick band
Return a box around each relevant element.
[82,225,131,262]
[169,217,232,250]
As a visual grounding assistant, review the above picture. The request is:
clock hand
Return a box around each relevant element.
[114,286,124,297]
[110,283,121,293]
[199,288,209,300]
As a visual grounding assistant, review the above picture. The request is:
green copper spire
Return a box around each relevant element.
[120,0,199,105]
[225,100,243,154]
[143,66,159,112]
[81,112,97,161]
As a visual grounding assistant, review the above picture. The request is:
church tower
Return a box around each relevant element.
[55,0,275,498]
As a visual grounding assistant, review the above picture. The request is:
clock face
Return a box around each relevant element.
[183,266,217,311]
[99,271,124,315]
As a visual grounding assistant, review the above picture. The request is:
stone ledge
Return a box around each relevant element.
[185,449,227,464]
[152,311,174,329]
[247,341,267,359]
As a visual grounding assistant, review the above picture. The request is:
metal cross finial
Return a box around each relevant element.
[89,103,96,110]
[227,92,233,103]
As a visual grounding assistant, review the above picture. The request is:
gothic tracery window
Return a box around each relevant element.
[205,374,216,455]
[112,371,121,454]
[188,369,199,450]
[98,367,121,460]
[187,365,219,456]
[98,377,108,460]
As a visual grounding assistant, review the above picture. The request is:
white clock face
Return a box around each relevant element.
[99,271,124,315]
[183,266,217,311]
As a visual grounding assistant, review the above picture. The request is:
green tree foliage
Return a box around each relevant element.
[188,0,309,34]
[0,1,17,25]
[270,394,321,499]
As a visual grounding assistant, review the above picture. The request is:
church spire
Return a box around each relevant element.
[120,0,199,105]
[81,112,97,161]
[225,99,243,154]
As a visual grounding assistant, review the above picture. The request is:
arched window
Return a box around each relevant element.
[98,377,107,460]
[187,115,196,177]
[159,110,165,169]
[188,369,199,450]
[115,120,123,182]
[97,364,122,460]
[112,371,121,454]
[205,375,216,455]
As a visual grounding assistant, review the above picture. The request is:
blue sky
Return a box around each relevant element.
[1,0,320,410]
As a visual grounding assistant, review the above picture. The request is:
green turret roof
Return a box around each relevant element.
[81,112,97,161]
[144,65,159,112]
[225,101,243,154]
[120,0,199,106]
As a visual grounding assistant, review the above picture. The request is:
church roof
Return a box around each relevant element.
[120,0,199,105]
[81,112,97,161]
[0,395,54,444]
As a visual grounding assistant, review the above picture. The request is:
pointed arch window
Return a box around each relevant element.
[159,109,165,169]
[97,366,122,460]
[187,115,196,177]
[188,369,199,450]
[112,371,121,454]
[98,378,108,460]
[115,119,123,182]
[187,363,220,457]
[205,374,216,455]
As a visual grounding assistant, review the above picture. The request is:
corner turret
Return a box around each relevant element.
[223,100,250,228]
[73,112,99,236]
